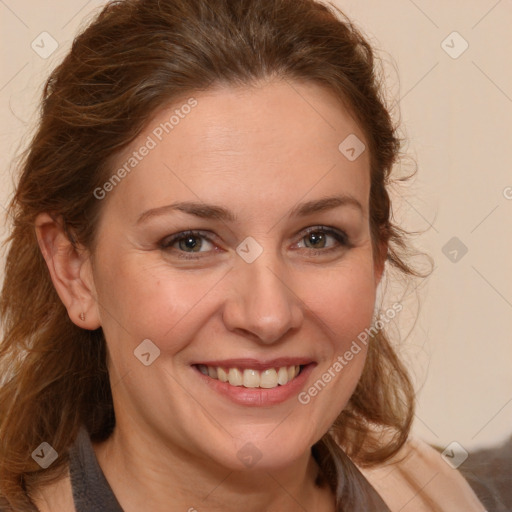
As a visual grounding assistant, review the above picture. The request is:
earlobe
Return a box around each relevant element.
[34,213,101,330]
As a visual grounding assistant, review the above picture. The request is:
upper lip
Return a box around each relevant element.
[192,358,315,371]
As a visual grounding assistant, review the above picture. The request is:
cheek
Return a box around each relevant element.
[95,245,377,361]
[304,260,377,345]
[295,263,376,431]
[94,254,224,349]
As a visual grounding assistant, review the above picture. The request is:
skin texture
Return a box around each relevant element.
[35,79,385,512]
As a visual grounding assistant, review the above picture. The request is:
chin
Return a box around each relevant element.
[203,430,315,473]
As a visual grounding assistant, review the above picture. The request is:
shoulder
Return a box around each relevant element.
[0,475,74,512]
[27,465,75,512]
[354,436,486,512]
[0,480,73,512]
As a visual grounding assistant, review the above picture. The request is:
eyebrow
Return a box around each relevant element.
[136,194,364,224]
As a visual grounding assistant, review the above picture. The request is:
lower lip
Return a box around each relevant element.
[192,364,316,407]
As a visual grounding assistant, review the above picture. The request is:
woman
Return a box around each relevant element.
[0,0,485,510]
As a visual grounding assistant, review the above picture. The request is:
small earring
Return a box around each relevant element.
[79,312,85,321]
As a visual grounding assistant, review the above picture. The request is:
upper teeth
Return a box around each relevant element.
[197,365,301,388]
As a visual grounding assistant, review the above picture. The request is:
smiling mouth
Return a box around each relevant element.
[194,364,306,389]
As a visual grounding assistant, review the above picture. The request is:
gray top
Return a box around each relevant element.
[67,425,391,512]
[0,426,391,511]
[68,427,124,512]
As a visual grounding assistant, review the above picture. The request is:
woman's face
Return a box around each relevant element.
[88,79,384,471]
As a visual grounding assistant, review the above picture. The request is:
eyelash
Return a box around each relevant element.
[159,226,351,260]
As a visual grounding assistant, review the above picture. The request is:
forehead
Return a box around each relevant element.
[103,80,370,222]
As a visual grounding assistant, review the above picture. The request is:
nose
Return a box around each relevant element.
[222,253,304,345]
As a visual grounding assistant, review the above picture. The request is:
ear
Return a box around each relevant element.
[35,213,101,330]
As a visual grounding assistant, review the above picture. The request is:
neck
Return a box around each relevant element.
[92,421,335,512]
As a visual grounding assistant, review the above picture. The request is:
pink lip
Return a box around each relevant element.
[191,357,314,371]
[191,362,316,407]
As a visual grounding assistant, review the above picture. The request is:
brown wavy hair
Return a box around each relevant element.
[0,0,431,509]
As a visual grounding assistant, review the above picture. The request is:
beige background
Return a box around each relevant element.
[1,1,511,454]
